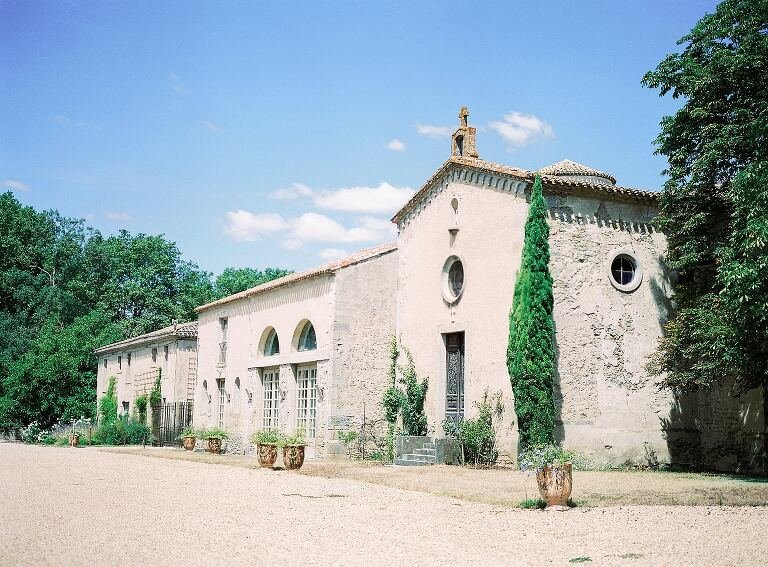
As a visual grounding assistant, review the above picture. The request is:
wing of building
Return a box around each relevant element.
[97,108,764,472]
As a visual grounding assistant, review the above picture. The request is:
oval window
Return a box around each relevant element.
[442,256,465,303]
[607,251,642,292]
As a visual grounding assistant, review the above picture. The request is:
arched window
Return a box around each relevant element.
[297,321,317,351]
[264,328,280,356]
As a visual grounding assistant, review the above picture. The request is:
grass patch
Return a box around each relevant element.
[569,557,592,563]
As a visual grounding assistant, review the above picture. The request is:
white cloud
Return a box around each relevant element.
[3,179,29,192]
[223,210,288,242]
[488,112,554,149]
[291,213,394,243]
[416,124,452,138]
[318,248,348,261]
[270,183,314,200]
[168,72,189,95]
[203,121,221,133]
[104,211,133,221]
[386,139,405,151]
[53,115,101,131]
[313,182,413,214]
[281,239,303,250]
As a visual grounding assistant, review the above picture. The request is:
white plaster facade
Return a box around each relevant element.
[95,322,198,418]
[192,244,398,459]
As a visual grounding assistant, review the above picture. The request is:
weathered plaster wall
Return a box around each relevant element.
[194,276,334,455]
[397,173,529,457]
[327,250,399,455]
[547,193,674,466]
[96,339,195,421]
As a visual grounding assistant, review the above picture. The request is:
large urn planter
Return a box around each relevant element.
[68,433,80,447]
[283,445,306,470]
[257,443,278,468]
[207,437,222,454]
[182,436,196,451]
[536,463,572,510]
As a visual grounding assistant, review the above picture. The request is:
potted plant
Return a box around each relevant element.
[177,426,198,451]
[518,444,576,510]
[251,429,281,468]
[201,427,229,454]
[68,419,80,447]
[280,429,307,470]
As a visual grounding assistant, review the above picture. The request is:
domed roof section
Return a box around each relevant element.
[538,159,616,186]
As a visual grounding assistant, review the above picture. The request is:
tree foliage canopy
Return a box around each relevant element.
[507,175,556,448]
[642,0,768,392]
[0,192,289,429]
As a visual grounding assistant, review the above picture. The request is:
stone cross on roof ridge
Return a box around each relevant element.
[452,106,478,159]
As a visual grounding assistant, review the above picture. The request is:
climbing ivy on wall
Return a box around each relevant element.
[507,174,556,448]
[382,336,429,439]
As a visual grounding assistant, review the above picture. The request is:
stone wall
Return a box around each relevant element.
[547,193,674,466]
[326,250,399,457]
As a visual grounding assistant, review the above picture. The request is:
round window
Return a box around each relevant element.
[442,256,465,303]
[607,251,642,292]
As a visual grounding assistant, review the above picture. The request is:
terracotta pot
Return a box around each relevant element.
[207,437,222,454]
[68,434,80,447]
[283,445,306,470]
[536,463,572,509]
[257,443,278,468]
[182,436,196,451]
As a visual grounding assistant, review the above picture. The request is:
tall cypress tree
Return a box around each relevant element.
[507,174,556,448]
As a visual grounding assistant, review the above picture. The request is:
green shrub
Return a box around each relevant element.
[381,339,428,438]
[99,377,118,426]
[199,427,229,440]
[92,414,151,445]
[518,444,581,473]
[135,394,148,423]
[443,390,504,466]
[176,425,198,441]
[280,429,306,447]
[251,428,281,445]
[149,374,162,408]
[507,174,556,448]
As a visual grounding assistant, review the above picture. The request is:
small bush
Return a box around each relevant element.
[99,377,118,425]
[135,394,148,423]
[518,498,546,509]
[199,427,229,440]
[251,428,281,445]
[92,415,150,446]
[443,390,504,466]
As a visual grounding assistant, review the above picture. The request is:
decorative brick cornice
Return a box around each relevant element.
[391,157,658,229]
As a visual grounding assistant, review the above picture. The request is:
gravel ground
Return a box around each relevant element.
[1,444,766,567]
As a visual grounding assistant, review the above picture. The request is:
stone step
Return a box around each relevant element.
[394,458,433,467]
[414,448,436,456]
[402,453,435,462]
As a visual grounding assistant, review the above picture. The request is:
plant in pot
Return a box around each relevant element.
[519,444,577,510]
[201,427,229,454]
[251,428,281,468]
[280,429,307,470]
[68,419,80,447]
[177,426,198,451]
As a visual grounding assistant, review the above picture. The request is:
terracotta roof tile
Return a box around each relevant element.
[94,321,198,354]
[538,159,616,184]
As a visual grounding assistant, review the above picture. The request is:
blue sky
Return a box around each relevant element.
[0,1,717,274]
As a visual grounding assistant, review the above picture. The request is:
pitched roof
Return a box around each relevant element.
[195,242,398,312]
[94,321,198,355]
[391,156,658,225]
[538,159,616,185]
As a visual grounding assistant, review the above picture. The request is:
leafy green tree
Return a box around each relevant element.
[642,0,768,393]
[0,310,122,429]
[507,175,556,448]
[213,267,292,299]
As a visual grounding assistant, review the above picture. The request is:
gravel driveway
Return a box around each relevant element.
[1,443,765,566]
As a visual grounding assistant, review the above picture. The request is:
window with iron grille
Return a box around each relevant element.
[296,366,317,438]
[262,368,280,429]
[217,379,225,428]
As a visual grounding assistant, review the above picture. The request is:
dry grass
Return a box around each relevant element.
[100,446,768,507]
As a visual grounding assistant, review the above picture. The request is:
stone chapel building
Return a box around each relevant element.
[184,108,764,471]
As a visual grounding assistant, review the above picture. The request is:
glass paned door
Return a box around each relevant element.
[296,366,317,438]
[262,368,280,429]
[217,379,225,427]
